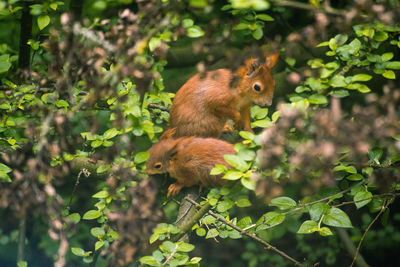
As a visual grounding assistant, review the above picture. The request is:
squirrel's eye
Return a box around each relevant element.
[253,83,261,92]
[154,162,162,169]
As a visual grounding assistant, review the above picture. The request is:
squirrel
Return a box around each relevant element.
[165,50,280,138]
[146,130,235,197]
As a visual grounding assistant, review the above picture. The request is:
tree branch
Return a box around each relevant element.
[17,217,26,263]
[171,194,211,242]
[184,197,305,267]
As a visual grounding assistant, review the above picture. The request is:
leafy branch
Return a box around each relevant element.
[184,196,305,267]
[350,195,396,267]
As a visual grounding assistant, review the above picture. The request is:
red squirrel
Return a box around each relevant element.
[166,51,280,138]
[146,130,235,197]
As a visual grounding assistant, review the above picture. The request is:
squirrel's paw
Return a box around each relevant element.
[167,183,183,197]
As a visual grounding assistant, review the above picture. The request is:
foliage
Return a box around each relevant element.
[0,0,399,267]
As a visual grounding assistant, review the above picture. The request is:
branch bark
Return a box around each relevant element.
[171,189,211,242]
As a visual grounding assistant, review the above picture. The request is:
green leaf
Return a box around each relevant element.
[222,170,243,180]
[348,38,361,54]
[347,173,364,181]
[17,261,27,267]
[228,230,242,239]
[134,151,150,164]
[330,75,347,87]
[203,215,216,224]
[256,212,285,231]
[96,164,110,174]
[317,41,329,47]
[237,216,253,229]
[251,105,268,119]
[217,200,234,212]
[103,128,119,139]
[330,90,349,98]
[210,164,227,175]
[68,213,81,224]
[251,119,273,128]
[252,27,263,40]
[91,140,103,148]
[334,34,348,46]
[381,52,393,62]
[270,196,297,210]
[187,26,204,38]
[224,154,248,172]
[385,61,400,70]
[139,256,158,266]
[236,198,251,207]
[369,197,384,213]
[322,207,352,228]
[82,210,102,220]
[92,190,109,198]
[196,228,206,237]
[91,227,105,237]
[257,14,274,21]
[271,111,281,122]
[55,99,69,108]
[206,228,219,239]
[71,247,86,257]
[239,131,255,140]
[95,240,104,251]
[373,31,388,41]
[354,190,372,209]
[149,233,159,244]
[351,74,372,82]
[333,165,357,174]
[160,241,176,252]
[0,163,12,173]
[308,94,328,105]
[382,70,395,79]
[182,18,194,28]
[189,0,208,8]
[319,227,333,236]
[49,3,59,10]
[241,176,255,190]
[37,15,50,30]
[0,61,11,73]
[190,257,202,264]
[177,242,195,252]
[297,220,318,234]
[309,202,329,221]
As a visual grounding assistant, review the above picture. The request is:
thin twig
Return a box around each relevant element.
[67,168,89,211]
[350,196,396,267]
[163,246,178,266]
[336,228,370,267]
[185,197,304,267]
[333,193,399,209]
[148,103,169,111]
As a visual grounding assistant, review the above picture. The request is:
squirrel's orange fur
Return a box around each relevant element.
[166,51,280,138]
[146,135,235,197]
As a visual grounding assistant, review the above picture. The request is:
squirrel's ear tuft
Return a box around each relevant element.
[160,128,176,140]
[265,51,280,69]
[245,58,261,76]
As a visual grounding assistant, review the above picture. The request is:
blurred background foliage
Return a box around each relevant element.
[0,0,399,266]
